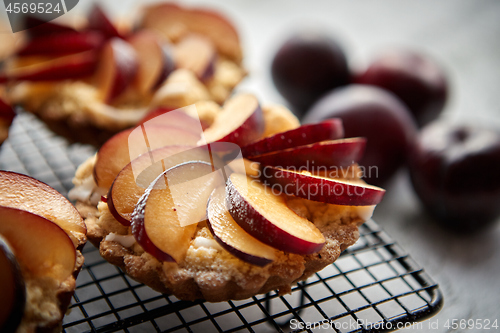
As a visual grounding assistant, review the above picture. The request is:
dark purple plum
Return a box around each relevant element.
[271,32,350,115]
[355,49,448,127]
[304,85,418,186]
[408,121,500,231]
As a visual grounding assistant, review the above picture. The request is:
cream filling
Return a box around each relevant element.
[193,237,223,251]
[355,205,376,221]
[68,175,107,205]
[105,233,136,248]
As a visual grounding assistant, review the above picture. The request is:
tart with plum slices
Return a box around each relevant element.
[71,93,385,301]
[0,171,86,333]
[1,2,245,146]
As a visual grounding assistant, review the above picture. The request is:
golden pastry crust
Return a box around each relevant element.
[73,155,365,302]
[12,224,85,333]
[16,252,84,333]
[261,104,301,137]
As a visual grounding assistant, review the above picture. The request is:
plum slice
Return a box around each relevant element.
[108,145,224,225]
[248,138,366,170]
[95,38,137,102]
[17,31,105,57]
[0,171,86,248]
[226,173,325,254]
[129,31,175,93]
[241,119,344,158]
[174,34,216,81]
[93,125,200,189]
[0,51,98,83]
[261,166,385,206]
[0,207,76,283]
[131,161,224,262]
[207,186,276,266]
[201,94,264,147]
[139,107,208,134]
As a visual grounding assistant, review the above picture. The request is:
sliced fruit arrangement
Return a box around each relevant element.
[129,31,175,94]
[201,93,264,147]
[0,171,85,332]
[0,4,126,90]
[241,118,344,158]
[247,138,366,170]
[93,125,200,188]
[85,93,384,269]
[0,2,247,149]
[0,207,76,282]
[108,145,220,225]
[109,140,244,225]
[140,2,242,63]
[1,2,243,107]
[226,173,325,254]
[207,186,276,266]
[131,161,224,262]
[260,166,385,206]
[0,171,86,248]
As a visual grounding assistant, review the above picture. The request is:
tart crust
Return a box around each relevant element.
[73,155,365,302]
[16,229,86,333]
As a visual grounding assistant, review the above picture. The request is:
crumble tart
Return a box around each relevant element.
[69,97,383,302]
[73,156,365,301]
[3,2,246,147]
[0,171,87,333]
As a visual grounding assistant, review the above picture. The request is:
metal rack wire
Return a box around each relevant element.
[0,111,443,333]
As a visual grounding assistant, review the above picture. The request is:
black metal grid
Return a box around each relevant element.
[0,111,443,333]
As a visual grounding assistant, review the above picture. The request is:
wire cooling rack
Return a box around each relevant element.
[0,111,443,333]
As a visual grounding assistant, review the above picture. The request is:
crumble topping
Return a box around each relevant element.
[15,252,83,333]
[261,104,301,137]
[151,69,211,109]
[206,59,247,104]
